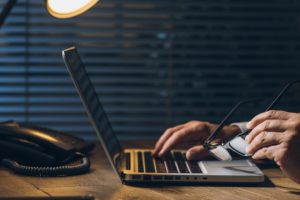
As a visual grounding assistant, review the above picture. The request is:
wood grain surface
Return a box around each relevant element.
[0,141,299,200]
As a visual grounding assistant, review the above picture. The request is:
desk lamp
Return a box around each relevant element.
[0,0,99,28]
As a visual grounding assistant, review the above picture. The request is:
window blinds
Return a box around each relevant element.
[0,0,300,140]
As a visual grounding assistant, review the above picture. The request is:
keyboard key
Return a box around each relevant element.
[187,161,202,173]
[144,152,155,173]
[182,153,202,173]
[125,153,131,170]
[155,158,167,173]
[164,153,178,173]
[173,152,189,173]
[137,152,144,172]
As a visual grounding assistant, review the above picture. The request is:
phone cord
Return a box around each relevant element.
[1,153,90,177]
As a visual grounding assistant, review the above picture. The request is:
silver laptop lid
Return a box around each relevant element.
[62,46,123,179]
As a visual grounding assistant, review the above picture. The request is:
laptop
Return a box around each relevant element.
[62,46,264,184]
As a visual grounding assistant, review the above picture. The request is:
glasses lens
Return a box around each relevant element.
[209,145,232,161]
[227,136,249,156]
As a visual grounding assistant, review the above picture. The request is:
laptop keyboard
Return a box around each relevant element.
[137,152,144,172]
[173,152,189,173]
[154,158,167,173]
[186,159,203,173]
[135,151,202,174]
[125,153,131,170]
[144,152,155,173]
[164,153,178,173]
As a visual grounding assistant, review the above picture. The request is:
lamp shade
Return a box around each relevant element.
[46,0,98,19]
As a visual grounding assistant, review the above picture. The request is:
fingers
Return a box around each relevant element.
[247,110,294,129]
[186,145,210,161]
[153,121,211,157]
[157,128,191,157]
[252,145,280,160]
[246,131,282,155]
[245,119,289,144]
[152,125,183,156]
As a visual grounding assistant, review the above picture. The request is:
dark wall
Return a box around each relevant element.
[0,0,300,140]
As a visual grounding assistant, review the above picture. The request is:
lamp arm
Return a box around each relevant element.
[0,0,17,29]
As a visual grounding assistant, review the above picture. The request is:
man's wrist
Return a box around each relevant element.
[231,122,248,133]
[221,125,241,141]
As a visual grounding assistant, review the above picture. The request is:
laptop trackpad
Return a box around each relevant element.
[201,159,263,176]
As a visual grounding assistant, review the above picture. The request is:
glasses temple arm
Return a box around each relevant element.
[205,98,261,145]
[265,79,300,111]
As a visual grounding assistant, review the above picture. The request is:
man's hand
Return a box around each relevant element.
[152,121,240,160]
[246,110,300,183]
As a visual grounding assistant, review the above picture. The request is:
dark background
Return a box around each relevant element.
[0,0,300,140]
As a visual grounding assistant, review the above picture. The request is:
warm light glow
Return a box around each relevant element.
[47,0,99,19]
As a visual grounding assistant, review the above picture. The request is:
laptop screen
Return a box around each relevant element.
[62,47,123,174]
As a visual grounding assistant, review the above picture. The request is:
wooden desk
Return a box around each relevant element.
[0,141,299,200]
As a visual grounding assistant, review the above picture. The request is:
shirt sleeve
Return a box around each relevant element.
[231,122,248,133]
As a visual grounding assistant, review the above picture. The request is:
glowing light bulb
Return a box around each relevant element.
[47,0,99,19]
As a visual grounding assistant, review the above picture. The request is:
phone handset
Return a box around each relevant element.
[0,120,94,176]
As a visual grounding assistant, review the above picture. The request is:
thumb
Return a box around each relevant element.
[186,145,210,161]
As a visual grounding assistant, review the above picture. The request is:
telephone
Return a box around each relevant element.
[0,120,95,176]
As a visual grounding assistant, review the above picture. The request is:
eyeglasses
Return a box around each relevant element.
[203,99,261,161]
[204,79,300,161]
